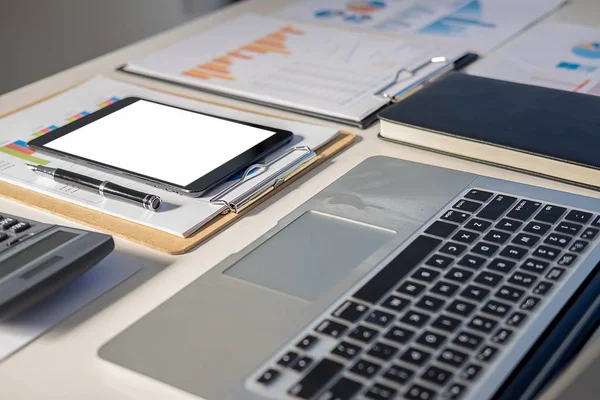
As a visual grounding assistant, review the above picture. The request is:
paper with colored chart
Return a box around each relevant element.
[122,13,467,124]
[0,76,339,237]
[277,0,565,53]
[469,22,600,96]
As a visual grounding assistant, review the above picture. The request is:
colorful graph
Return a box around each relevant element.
[419,0,496,36]
[556,61,597,73]
[183,25,305,81]
[315,1,386,22]
[32,125,58,138]
[66,110,90,123]
[98,96,120,109]
[0,140,50,165]
[572,42,600,59]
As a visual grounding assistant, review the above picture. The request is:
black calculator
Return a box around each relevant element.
[0,212,114,320]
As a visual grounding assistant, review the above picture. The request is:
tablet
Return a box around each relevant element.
[28,97,293,197]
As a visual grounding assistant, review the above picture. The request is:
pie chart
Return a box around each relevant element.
[572,42,600,59]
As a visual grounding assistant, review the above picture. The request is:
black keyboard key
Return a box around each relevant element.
[458,254,486,270]
[400,347,431,367]
[384,325,415,345]
[365,383,396,400]
[383,364,414,385]
[453,331,484,350]
[507,200,542,221]
[439,347,468,367]
[444,383,467,400]
[350,359,381,378]
[472,242,499,257]
[555,221,583,235]
[580,227,599,240]
[496,218,522,232]
[460,364,483,381]
[296,334,318,350]
[533,245,561,261]
[0,232,7,242]
[491,328,514,345]
[512,233,540,247]
[478,194,517,220]
[557,253,578,267]
[426,254,454,269]
[331,341,362,360]
[425,221,458,238]
[9,221,30,233]
[468,315,498,333]
[496,285,525,302]
[439,242,467,257]
[476,345,498,363]
[546,267,566,281]
[368,342,399,361]
[464,218,492,232]
[544,233,572,248]
[411,267,440,283]
[354,235,441,304]
[348,325,379,343]
[422,365,453,386]
[487,258,516,274]
[316,319,348,338]
[291,356,313,372]
[453,199,482,213]
[366,310,395,327]
[520,296,541,312]
[474,271,503,288]
[406,384,436,400]
[277,351,298,367]
[321,377,363,400]
[483,230,511,244]
[508,272,537,288]
[446,299,477,317]
[465,189,493,202]
[523,221,551,235]
[507,311,528,327]
[400,310,430,328]
[416,295,446,312]
[565,209,593,223]
[535,205,566,223]
[416,330,447,349]
[431,281,460,298]
[481,300,511,318]
[520,258,549,274]
[441,210,470,224]
[381,295,410,312]
[569,240,589,253]
[397,281,426,297]
[432,314,461,333]
[257,368,280,385]
[452,230,480,244]
[460,285,490,301]
[445,267,473,284]
[0,217,17,230]
[332,300,369,323]
[533,281,554,296]
[288,358,343,398]
[499,245,528,260]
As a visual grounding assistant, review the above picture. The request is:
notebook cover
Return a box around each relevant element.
[378,73,600,171]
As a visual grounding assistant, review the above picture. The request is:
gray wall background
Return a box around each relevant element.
[0,0,231,95]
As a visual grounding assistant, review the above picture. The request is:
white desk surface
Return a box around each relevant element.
[1,0,599,399]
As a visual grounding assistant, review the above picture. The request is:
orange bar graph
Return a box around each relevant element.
[184,69,234,81]
[241,43,290,55]
[214,56,233,65]
[228,50,253,59]
[199,62,230,73]
[255,38,286,49]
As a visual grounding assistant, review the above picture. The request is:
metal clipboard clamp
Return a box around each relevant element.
[210,146,317,214]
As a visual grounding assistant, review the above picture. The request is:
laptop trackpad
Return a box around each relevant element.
[224,211,395,301]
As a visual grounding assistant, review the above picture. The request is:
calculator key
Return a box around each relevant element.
[520,296,541,312]
[474,271,503,288]
[512,233,540,247]
[422,365,453,386]
[442,210,470,224]
[431,281,460,298]
[366,310,395,327]
[384,325,415,345]
[320,377,363,400]
[444,383,467,400]
[533,245,561,261]
[458,254,486,270]
[453,199,482,213]
[291,356,313,372]
[381,295,410,312]
[383,364,414,385]
[565,210,593,223]
[452,230,480,244]
[481,300,511,318]
[491,328,514,345]
[507,200,542,221]
[416,295,445,312]
[465,189,493,202]
[425,221,459,238]
[523,221,551,235]
[507,312,528,327]
[544,233,572,248]
[401,311,430,328]
[476,345,498,363]
[535,205,566,224]
[400,347,431,367]
[546,267,566,281]
[331,341,362,360]
[569,240,589,253]
[412,267,440,283]
[368,342,399,361]
[257,368,280,385]
[416,331,448,349]
[496,285,525,302]
[426,254,454,269]
[9,221,30,233]
[533,281,554,296]
[496,218,522,232]
[445,268,473,284]
[446,299,477,317]
[350,359,381,378]
[277,351,299,367]
[557,253,578,267]
[484,230,511,244]
[453,331,484,350]
[487,258,516,274]
[592,216,600,227]
[348,325,379,343]
[499,245,528,260]
[0,217,17,230]
[332,300,369,323]
[405,384,436,400]
[432,315,461,333]
[464,218,491,232]
[316,319,348,338]
[477,195,517,220]
[555,221,583,235]
[508,272,537,288]
[439,242,467,257]
[296,334,318,350]
[472,242,499,257]
[438,347,468,367]
[460,364,483,381]
[460,285,490,301]
[365,383,396,400]
[468,315,498,333]
[289,359,343,398]
[0,232,7,242]
[580,227,599,240]
[520,258,549,274]
[397,281,426,297]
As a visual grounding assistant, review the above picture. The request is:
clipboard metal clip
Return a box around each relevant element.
[210,145,317,214]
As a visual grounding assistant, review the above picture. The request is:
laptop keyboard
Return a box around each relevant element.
[248,189,600,399]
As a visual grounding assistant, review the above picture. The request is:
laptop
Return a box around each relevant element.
[99,156,600,400]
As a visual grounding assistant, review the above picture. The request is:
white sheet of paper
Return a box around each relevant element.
[278,0,565,53]
[0,253,141,362]
[469,21,600,96]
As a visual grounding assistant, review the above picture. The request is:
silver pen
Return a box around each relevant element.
[26,164,162,211]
